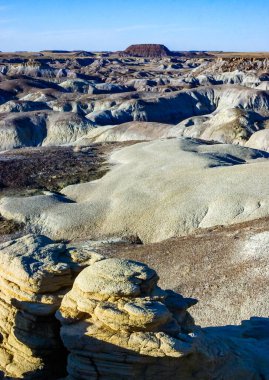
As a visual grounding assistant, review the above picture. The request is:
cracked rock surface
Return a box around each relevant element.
[57,257,269,380]
[0,234,103,379]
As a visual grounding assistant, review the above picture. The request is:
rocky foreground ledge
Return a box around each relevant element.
[0,234,268,379]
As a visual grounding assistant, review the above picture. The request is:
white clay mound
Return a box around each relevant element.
[1,138,269,243]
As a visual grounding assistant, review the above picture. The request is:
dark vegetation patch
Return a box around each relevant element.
[0,142,130,193]
[0,214,24,245]
[0,215,23,235]
[0,141,139,241]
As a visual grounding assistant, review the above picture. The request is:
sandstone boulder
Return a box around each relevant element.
[0,234,103,379]
[57,257,269,380]
[57,257,198,379]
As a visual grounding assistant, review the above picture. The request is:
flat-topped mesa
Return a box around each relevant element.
[122,44,172,58]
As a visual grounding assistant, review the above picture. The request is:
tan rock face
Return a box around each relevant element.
[0,236,268,379]
[57,257,269,380]
[57,257,198,379]
[0,234,103,379]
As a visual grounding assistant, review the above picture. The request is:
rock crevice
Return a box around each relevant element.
[0,234,103,379]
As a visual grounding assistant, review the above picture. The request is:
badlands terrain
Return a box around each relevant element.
[0,45,269,378]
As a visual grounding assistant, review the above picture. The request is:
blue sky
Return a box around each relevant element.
[0,0,268,52]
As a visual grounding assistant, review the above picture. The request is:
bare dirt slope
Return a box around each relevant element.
[106,217,269,326]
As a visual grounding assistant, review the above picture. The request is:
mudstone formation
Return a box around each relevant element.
[0,50,269,152]
[0,234,268,379]
[0,48,269,379]
[122,44,172,57]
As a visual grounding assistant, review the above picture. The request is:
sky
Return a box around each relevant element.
[0,0,268,52]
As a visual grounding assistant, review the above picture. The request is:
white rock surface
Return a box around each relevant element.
[245,129,269,151]
[1,139,269,243]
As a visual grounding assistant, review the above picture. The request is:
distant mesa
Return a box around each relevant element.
[120,44,211,58]
[122,44,172,58]
[41,50,71,53]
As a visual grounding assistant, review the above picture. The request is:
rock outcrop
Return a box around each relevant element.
[0,234,103,379]
[0,52,269,151]
[0,111,94,151]
[57,257,199,379]
[122,44,172,58]
[245,129,269,151]
[57,257,269,380]
[0,235,268,379]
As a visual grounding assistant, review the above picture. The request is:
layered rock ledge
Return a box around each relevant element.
[0,235,268,379]
[56,258,197,379]
[57,257,269,380]
[122,44,172,58]
[0,234,103,379]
